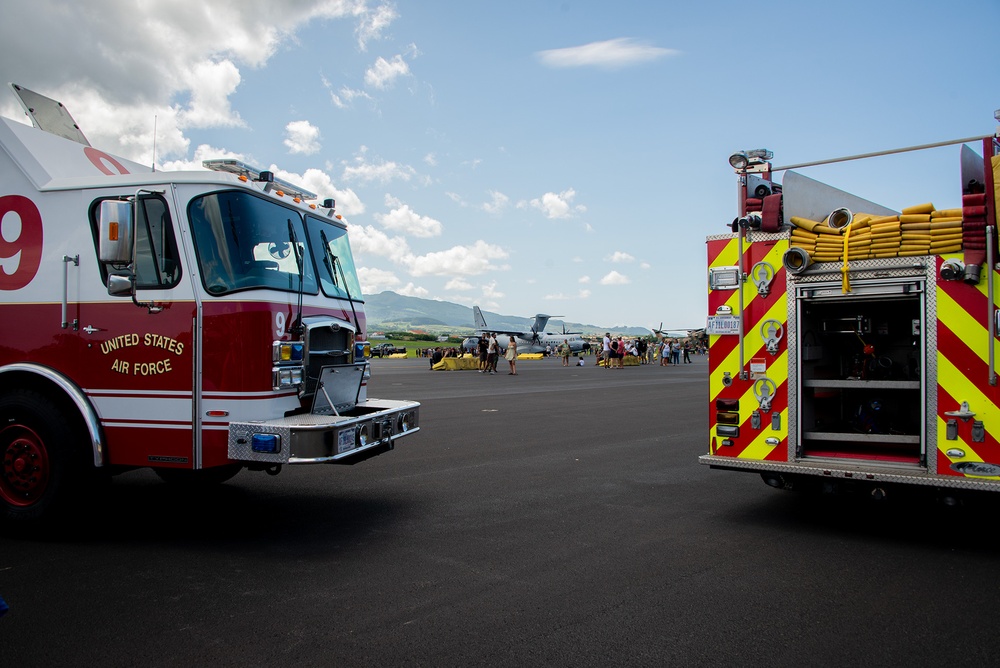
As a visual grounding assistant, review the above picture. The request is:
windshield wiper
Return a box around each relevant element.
[287,219,305,336]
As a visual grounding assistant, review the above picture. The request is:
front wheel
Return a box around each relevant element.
[0,389,88,523]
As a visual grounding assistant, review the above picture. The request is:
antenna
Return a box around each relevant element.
[151,115,157,172]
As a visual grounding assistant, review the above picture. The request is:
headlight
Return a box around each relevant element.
[356,423,370,447]
[272,366,304,390]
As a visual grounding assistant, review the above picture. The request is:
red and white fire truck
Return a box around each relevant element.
[700,118,1000,502]
[0,85,419,521]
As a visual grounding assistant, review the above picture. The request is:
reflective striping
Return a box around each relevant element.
[708,234,788,462]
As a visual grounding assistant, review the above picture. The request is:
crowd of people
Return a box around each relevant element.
[419,334,705,372]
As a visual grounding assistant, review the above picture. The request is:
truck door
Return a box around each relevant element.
[79,192,197,469]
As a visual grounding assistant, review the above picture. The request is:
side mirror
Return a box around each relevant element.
[107,273,133,296]
[98,200,134,263]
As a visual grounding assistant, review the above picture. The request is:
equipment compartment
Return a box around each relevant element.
[796,280,924,464]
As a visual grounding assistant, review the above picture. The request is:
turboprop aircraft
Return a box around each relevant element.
[652,322,706,340]
[464,306,591,355]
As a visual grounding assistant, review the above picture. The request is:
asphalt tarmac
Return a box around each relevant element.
[2,355,1000,667]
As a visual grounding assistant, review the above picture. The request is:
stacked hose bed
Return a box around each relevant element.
[788,203,963,262]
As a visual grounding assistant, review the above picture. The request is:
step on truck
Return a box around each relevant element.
[0,84,420,522]
[700,115,1000,502]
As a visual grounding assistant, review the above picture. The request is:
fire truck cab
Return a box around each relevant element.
[701,121,1000,502]
[0,85,419,522]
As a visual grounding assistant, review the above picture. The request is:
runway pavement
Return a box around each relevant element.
[2,355,999,666]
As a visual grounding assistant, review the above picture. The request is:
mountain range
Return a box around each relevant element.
[361,291,652,337]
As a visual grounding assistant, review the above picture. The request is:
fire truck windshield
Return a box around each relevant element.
[189,191,319,295]
[305,215,363,301]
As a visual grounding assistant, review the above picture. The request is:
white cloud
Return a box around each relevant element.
[536,38,679,70]
[544,290,591,301]
[424,153,438,166]
[160,143,243,171]
[269,166,366,216]
[356,3,399,52]
[482,190,510,215]
[358,267,401,294]
[408,241,509,277]
[343,149,417,184]
[323,75,373,109]
[347,224,413,264]
[600,271,630,285]
[0,2,369,163]
[640,262,651,270]
[397,282,429,298]
[482,281,504,299]
[376,195,444,237]
[445,278,473,291]
[445,192,467,206]
[527,188,585,219]
[283,120,321,155]
[365,54,410,90]
[608,251,635,263]
[578,275,591,284]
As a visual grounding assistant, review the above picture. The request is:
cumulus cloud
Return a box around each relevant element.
[160,143,243,171]
[284,120,321,155]
[536,38,679,70]
[408,241,509,277]
[365,54,410,89]
[445,278,474,291]
[526,188,585,219]
[600,270,630,285]
[608,251,635,263]
[269,166,366,216]
[376,195,444,237]
[578,275,591,284]
[358,267,401,294]
[347,224,413,264]
[397,282,429,297]
[0,2,372,163]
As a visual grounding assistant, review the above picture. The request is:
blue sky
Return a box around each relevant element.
[2,1,998,330]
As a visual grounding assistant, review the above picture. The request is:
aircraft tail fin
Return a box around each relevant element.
[473,306,488,330]
[531,314,556,336]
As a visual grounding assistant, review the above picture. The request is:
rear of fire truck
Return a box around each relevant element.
[700,116,1000,502]
[0,85,419,523]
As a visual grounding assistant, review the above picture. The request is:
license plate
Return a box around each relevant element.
[337,427,357,454]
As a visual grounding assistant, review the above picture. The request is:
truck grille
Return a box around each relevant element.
[303,318,355,397]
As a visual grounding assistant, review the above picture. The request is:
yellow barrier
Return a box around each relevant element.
[432,357,481,371]
[518,353,544,360]
[598,355,640,367]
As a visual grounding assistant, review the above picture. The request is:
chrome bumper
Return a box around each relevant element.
[228,398,420,465]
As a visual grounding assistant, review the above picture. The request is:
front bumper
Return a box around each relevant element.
[228,398,420,465]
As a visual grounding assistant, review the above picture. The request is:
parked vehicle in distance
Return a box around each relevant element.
[371,343,406,357]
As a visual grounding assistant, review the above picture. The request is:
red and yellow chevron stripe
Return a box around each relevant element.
[935,254,1000,479]
[707,234,789,462]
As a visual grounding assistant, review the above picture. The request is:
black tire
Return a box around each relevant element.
[154,464,242,488]
[0,389,89,523]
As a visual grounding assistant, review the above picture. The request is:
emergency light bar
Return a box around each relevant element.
[203,158,318,200]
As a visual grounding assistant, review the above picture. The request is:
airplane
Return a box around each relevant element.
[464,306,591,355]
[652,322,706,340]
